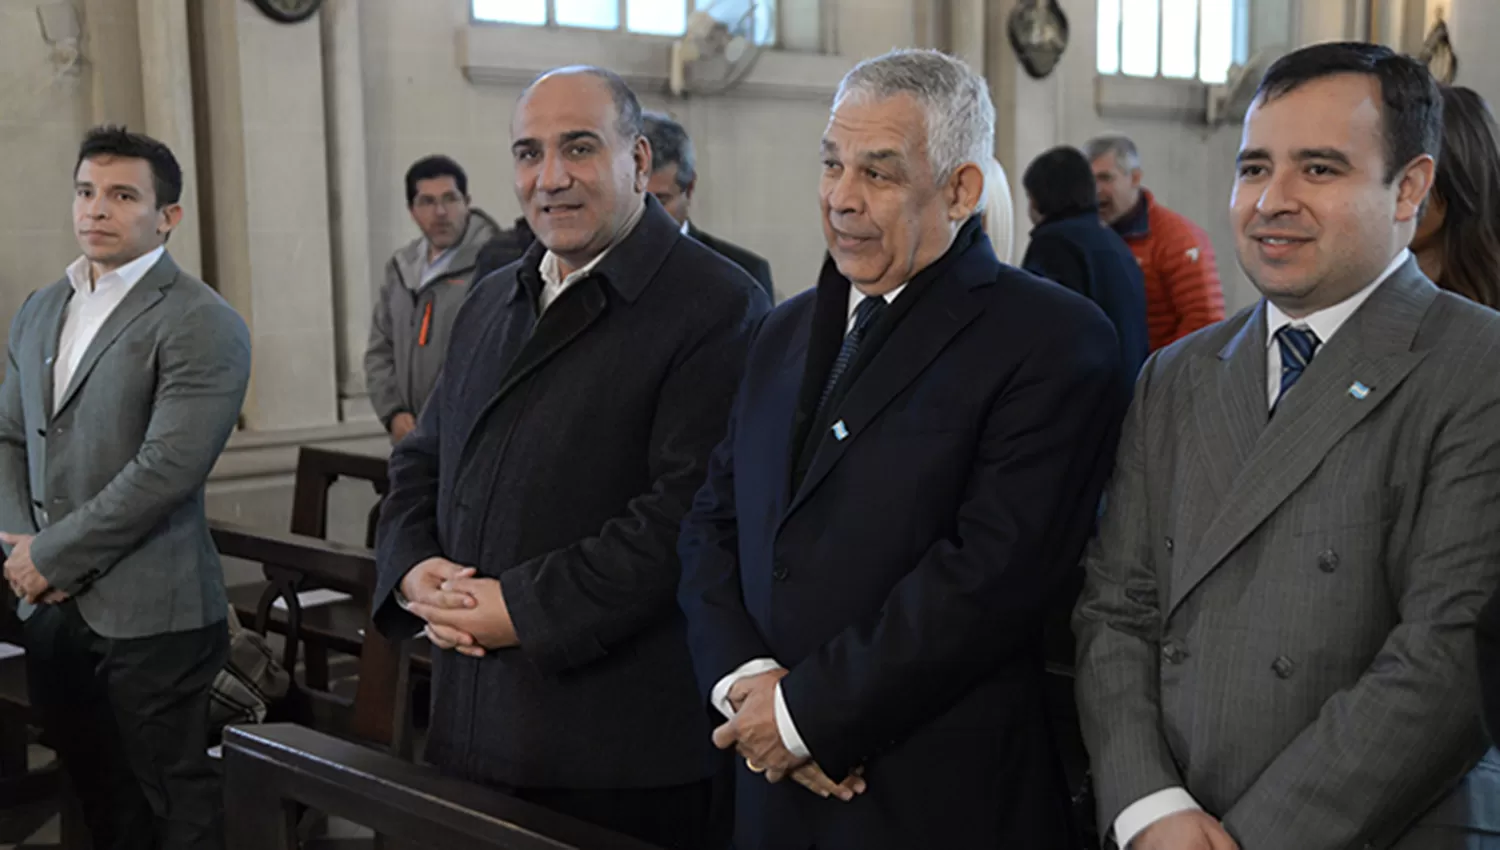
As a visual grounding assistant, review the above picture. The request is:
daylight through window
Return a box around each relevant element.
[1096,0,1247,84]
[473,0,777,46]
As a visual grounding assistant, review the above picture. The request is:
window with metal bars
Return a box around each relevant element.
[473,0,777,46]
[1096,0,1249,84]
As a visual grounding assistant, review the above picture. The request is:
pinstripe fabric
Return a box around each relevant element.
[1074,259,1500,850]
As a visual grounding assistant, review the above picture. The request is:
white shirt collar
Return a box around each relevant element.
[537,198,648,312]
[64,245,165,296]
[1265,248,1410,350]
[680,219,691,236]
[845,282,907,332]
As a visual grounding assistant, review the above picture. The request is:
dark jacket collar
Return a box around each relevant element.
[1033,208,1105,234]
[511,193,680,308]
[1112,189,1153,240]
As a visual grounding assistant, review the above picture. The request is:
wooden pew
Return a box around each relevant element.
[212,522,411,752]
[223,724,664,850]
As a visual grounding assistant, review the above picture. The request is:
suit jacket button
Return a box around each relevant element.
[1272,656,1295,679]
[1317,549,1339,573]
[771,558,789,581]
[1164,537,1175,552]
[1161,642,1188,664]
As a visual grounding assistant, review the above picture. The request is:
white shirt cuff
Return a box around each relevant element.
[710,657,783,719]
[773,681,811,760]
[1114,787,1202,849]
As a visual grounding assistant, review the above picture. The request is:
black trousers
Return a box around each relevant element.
[24,602,228,850]
[513,777,724,850]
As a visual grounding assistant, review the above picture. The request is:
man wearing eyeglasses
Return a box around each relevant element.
[365,155,501,443]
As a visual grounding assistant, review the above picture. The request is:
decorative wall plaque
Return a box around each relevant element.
[1418,11,1457,85]
[251,0,323,24]
[1008,0,1070,80]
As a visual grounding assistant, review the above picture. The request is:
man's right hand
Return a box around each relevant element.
[1133,811,1239,850]
[400,557,478,649]
[389,412,417,443]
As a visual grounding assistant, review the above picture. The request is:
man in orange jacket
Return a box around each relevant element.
[1085,134,1225,350]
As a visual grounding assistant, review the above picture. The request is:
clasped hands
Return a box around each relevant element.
[712,668,868,803]
[1,532,67,605]
[399,556,517,657]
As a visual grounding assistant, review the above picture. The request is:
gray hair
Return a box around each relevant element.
[833,49,995,185]
[641,112,696,188]
[1082,134,1142,172]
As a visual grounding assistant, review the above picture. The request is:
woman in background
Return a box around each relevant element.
[1411,85,1500,308]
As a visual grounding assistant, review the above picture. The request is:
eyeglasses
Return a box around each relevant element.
[413,193,465,210]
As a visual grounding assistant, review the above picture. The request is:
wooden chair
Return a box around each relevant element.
[227,447,433,695]
[212,522,410,752]
[288,447,391,547]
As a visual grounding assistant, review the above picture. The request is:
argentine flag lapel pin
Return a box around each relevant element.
[1348,381,1371,400]
[832,420,849,441]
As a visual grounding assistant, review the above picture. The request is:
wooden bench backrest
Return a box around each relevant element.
[290,447,390,546]
[223,724,664,850]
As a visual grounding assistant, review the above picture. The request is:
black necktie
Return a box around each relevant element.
[816,296,887,417]
[1274,325,1321,408]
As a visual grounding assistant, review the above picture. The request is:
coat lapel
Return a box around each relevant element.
[35,286,71,423]
[1186,305,1269,508]
[464,278,608,458]
[53,253,175,419]
[1169,262,1436,615]
[783,270,984,520]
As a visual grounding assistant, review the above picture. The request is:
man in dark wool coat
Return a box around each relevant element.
[370,65,769,850]
[678,48,1128,850]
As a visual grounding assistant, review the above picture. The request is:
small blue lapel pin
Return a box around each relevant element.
[1348,381,1371,400]
[831,420,849,441]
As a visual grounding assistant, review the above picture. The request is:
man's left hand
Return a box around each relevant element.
[407,576,518,658]
[1,532,49,603]
[712,668,804,774]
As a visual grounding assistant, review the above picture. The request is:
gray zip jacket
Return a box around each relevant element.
[364,208,500,427]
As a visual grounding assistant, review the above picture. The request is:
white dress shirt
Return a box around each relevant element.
[536,200,647,313]
[1114,249,1410,849]
[1263,248,1410,408]
[55,246,165,413]
[710,280,908,760]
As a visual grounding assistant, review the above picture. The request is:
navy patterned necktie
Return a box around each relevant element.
[1274,325,1322,407]
[816,296,887,416]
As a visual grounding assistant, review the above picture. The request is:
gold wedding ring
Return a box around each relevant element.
[746,760,767,774]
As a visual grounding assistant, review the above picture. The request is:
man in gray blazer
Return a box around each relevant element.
[1075,43,1500,850]
[0,126,251,849]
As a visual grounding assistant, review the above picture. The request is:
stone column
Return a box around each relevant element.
[82,0,145,127]
[137,0,201,276]
[195,0,339,430]
[948,0,986,73]
[320,0,375,413]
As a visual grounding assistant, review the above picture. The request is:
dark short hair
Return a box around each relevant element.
[1023,146,1099,220]
[405,155,468,207]
[525,66,644,141]
[642,112,696,188]
[75,125,182,207]
[1254,42,1442,184]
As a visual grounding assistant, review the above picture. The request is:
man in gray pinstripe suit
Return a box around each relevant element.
[1075,43,1500,850]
